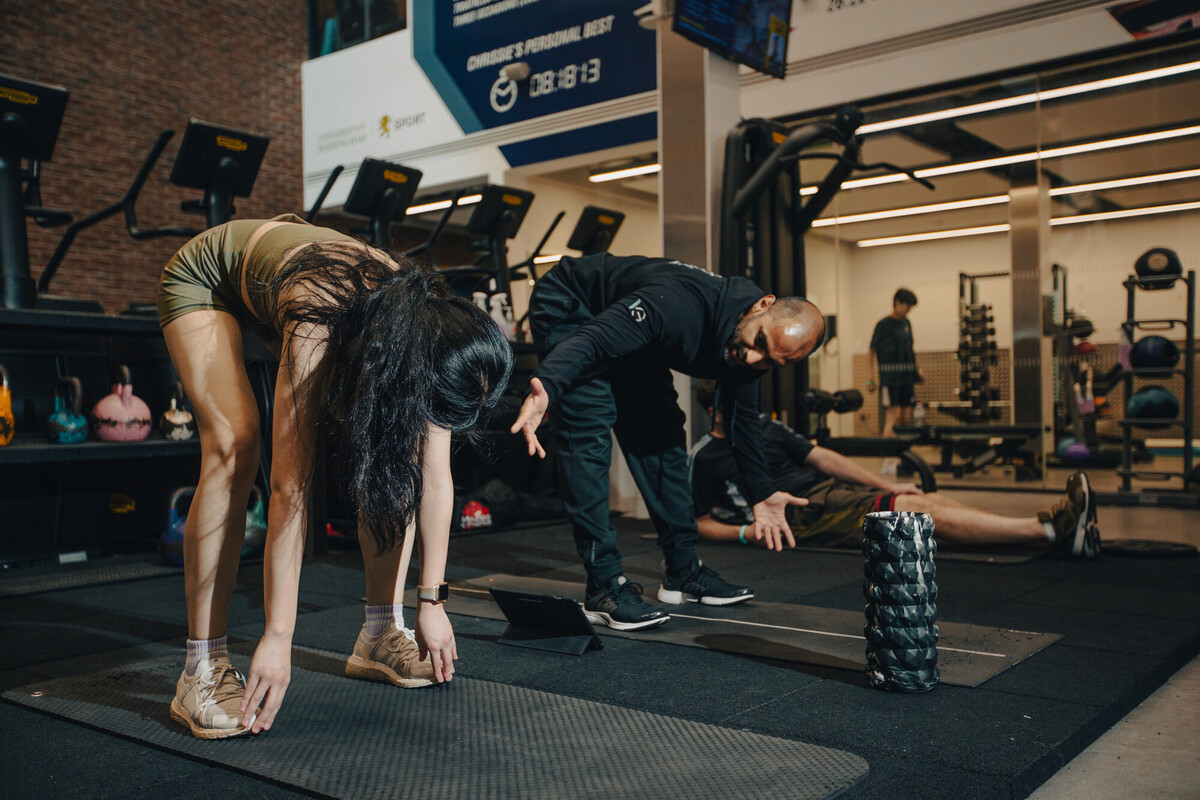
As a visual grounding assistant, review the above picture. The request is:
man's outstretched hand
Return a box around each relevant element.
[510,377,549,458]
[752,491,809,551]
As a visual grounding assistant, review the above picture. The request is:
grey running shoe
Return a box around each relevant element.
[345,626,436,688]
[584,576,670,631]
[170,656,252,739]
[1040,471,1100,558]
[658,561,754,606]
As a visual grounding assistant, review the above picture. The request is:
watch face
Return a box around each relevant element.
[436,583,449,602]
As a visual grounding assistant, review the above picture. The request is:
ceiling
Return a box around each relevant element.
[530,40,1200,246]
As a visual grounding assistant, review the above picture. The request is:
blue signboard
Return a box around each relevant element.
[413,0,658,136]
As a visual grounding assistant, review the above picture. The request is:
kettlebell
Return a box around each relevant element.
[159,486,195,567]
[0,363,13,447]
[159,381,196,440]
[91,365,152,442]
[47,376,88,444]
[242,485,267,558]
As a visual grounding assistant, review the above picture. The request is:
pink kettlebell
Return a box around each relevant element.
[91,365,152,442]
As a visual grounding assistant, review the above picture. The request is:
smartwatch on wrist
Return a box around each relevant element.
[417,582,449,604]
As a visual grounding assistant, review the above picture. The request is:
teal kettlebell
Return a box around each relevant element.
[47,376,88,444]
[242,485,267,558]
[159,486,195,567]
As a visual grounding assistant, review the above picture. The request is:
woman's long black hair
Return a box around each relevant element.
[261,242,513,554]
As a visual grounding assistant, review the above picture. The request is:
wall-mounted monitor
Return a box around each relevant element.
[672,0,793,79]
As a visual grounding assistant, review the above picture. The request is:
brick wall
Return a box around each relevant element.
[1,1,307,313]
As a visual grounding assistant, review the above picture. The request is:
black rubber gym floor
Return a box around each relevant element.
[3,511,1200,800]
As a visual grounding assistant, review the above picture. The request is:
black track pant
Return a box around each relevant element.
[529,275,699,592]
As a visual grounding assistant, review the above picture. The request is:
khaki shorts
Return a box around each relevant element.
[790,479,896,548]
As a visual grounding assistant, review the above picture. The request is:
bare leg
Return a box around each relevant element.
[882,405,903,437]
[894,492,1047,546]
[359,520,418,606]
[163,311,262,641]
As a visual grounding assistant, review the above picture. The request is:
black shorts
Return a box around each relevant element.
[881,383,915,408]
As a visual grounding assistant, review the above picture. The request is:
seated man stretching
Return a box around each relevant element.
[689,381,1100,557]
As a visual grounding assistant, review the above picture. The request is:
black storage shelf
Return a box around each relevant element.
[1119,270,1195,493]
[0,308,202,564]
[0,435,200,465]
[1117,469,1186,480]
[1121,367,1188,378]
[0,308,162,335]
[1117,418,1185,428]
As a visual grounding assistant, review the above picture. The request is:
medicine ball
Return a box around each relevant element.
[1055,437,1077,458]
[1063,443,1091,461]
[1129,336,1180,373]
[1134,247,1182,289]
[1125,385,1180,429]
[1067,316,1094,339]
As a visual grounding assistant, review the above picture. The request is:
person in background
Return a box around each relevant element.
[869,288,922,475]
[689,380,1100,558]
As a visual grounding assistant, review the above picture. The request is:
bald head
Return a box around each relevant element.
[723,296,825,370]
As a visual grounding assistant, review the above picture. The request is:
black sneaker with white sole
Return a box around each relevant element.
[1040,470,1100,558]
[657,561,754,606]
[584,577,670,631]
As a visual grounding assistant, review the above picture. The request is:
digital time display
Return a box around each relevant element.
[529,58,602,97]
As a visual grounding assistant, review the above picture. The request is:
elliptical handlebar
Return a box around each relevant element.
[305,164,344,223]
[38,129,201,293]
[123,130,202,240]
[508,210,564,285]
[402,187,471,270]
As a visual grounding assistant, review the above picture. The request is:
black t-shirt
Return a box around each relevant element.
[870,316,917,386]
[532,253,777,504]
[689,416,820,524]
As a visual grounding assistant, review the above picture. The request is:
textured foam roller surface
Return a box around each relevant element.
[4,654,869,800]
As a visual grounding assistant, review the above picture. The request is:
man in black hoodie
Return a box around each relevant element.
[511,254,824,630]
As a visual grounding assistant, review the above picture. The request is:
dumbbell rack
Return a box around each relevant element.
[1118,270,1195,494]
[952,302,1002,423]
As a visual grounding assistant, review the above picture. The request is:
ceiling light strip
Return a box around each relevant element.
[1050,168,1200,196]
[811,195,1009,227]
[803,124,1200,195]
[588,163,661,183]
[406,193,483,215]
[1049,200,1200,226]
[856,199,1200,246]
[858,60,1200,135]
[856,224,1011,247]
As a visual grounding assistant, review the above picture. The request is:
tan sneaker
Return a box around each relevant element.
[169,656,253,739]
[345,626,436,688]
[1039,471,1100,558]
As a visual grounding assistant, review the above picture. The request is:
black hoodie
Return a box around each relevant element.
[531,254,776,504]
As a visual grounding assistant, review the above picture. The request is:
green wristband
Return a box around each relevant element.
[738,524,749,544]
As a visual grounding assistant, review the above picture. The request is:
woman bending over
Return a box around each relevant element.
[157,213,512,738]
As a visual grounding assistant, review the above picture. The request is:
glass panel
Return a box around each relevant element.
[800,37,1199,493]
[310,0,407,59]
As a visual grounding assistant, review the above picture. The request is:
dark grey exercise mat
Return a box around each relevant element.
[639,533,1044,564]
[425,575,1061,688]
[4,651,869,800]
[0,559,181,598]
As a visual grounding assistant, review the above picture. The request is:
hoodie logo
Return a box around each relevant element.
[628,298,646,323]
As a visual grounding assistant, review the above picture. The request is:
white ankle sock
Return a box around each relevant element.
[364,604,403,636]
[185,635,228,676]
[1044,522,1057,543]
